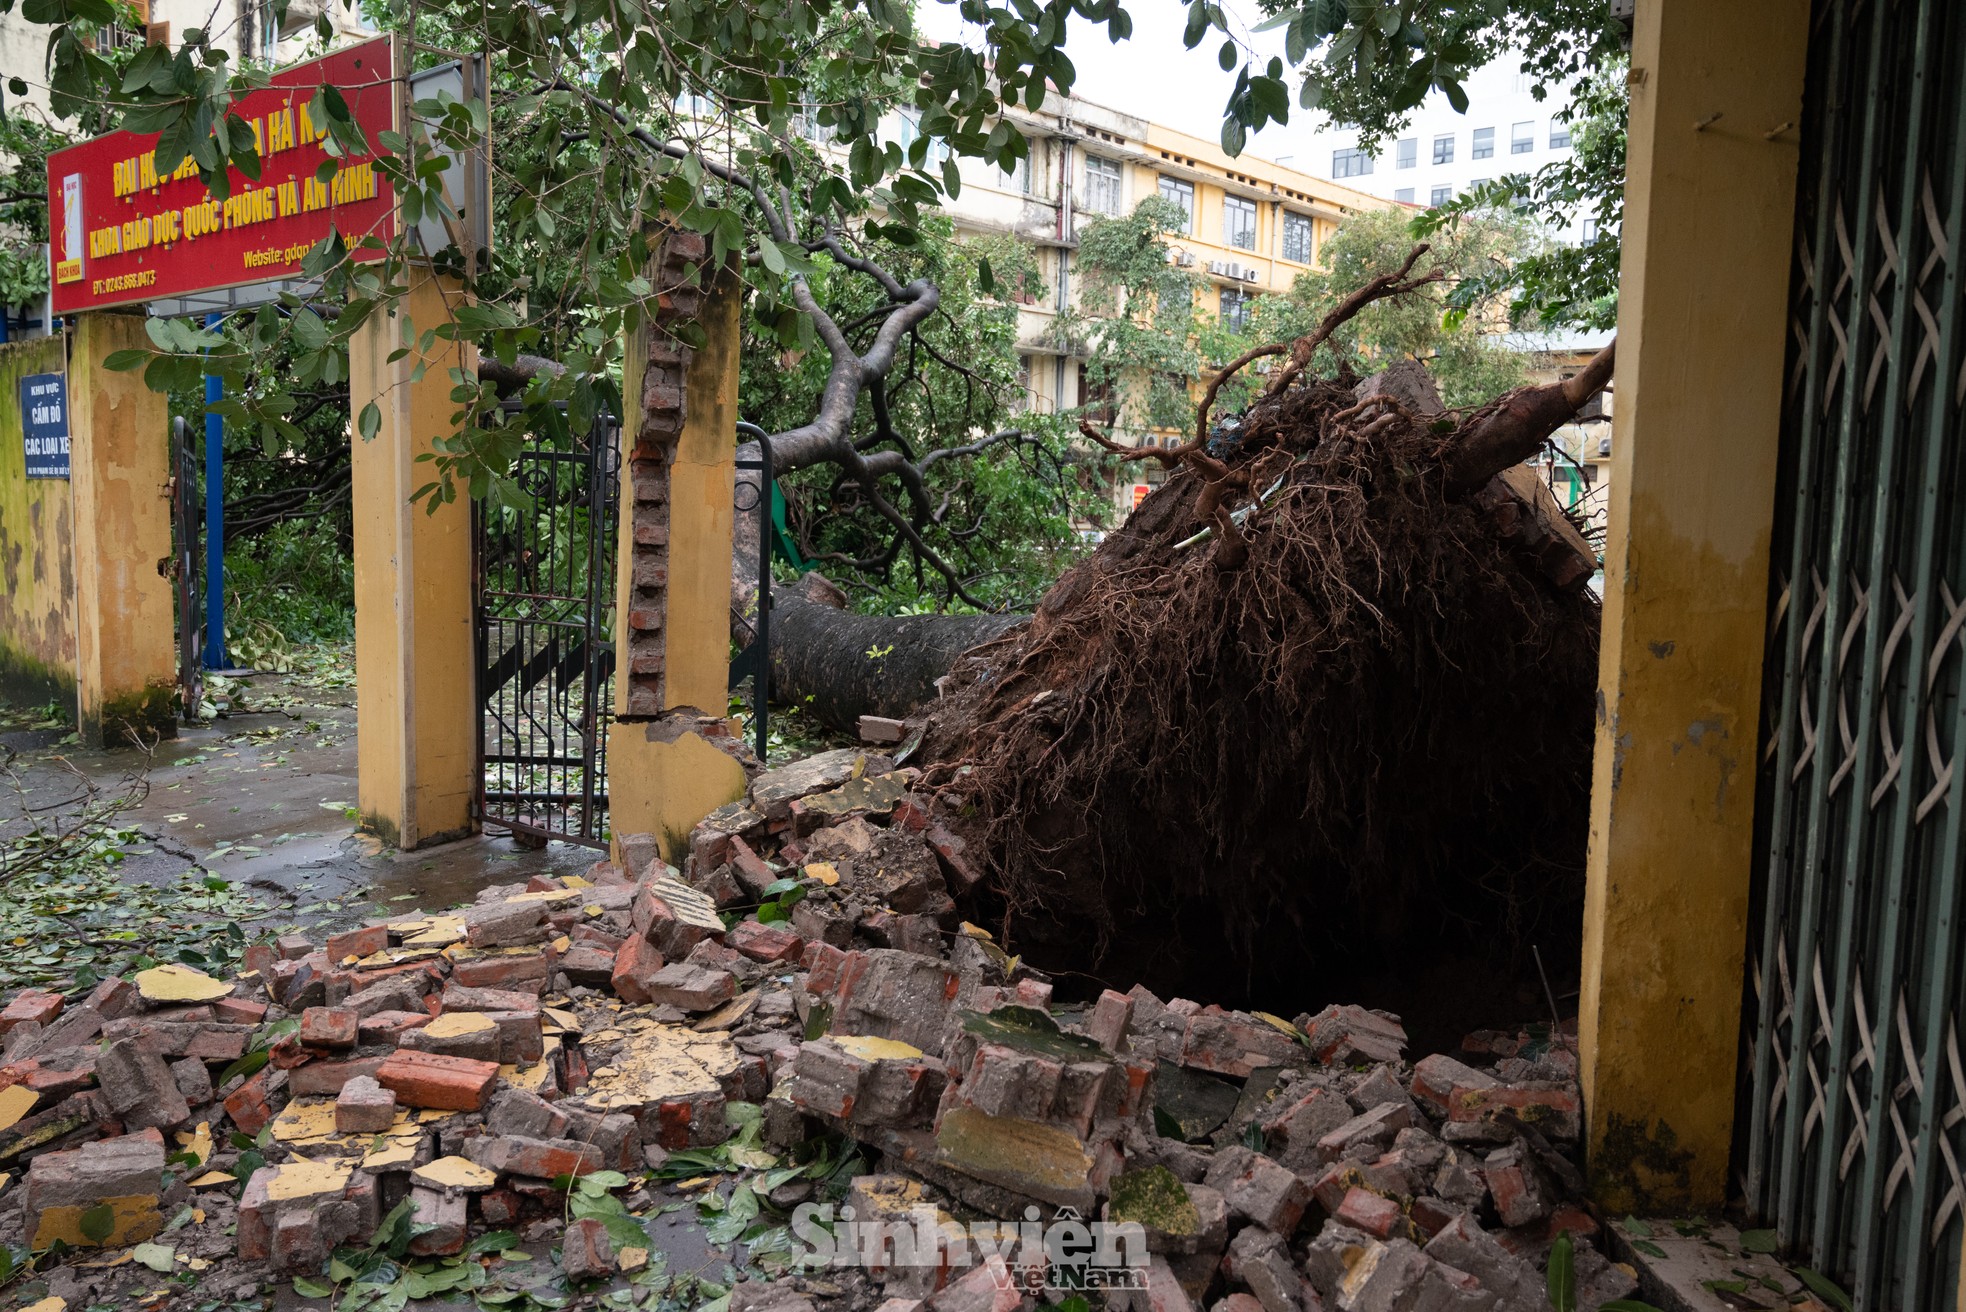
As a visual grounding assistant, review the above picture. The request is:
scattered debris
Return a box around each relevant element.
[0,746,1647,1312]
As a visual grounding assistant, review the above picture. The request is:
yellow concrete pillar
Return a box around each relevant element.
[1578,0,1810,1213]
[69,313,176,747]
[347,268,478,849]
[607,248,749,865]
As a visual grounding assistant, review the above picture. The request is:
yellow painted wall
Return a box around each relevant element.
[609,257,747,862]
[1578,0,1809,1213]
[348,268,478,849]
[664,262,741,713]
[608,723,750,866]
[0,335,78,707]
[69,313,176,745]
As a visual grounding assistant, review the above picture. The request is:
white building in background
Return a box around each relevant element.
[1297,58,1592,241]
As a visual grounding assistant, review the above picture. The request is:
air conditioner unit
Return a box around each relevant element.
[1206,260,1229,276]
[1239,267,1261,282]
[1176,252,1197,268]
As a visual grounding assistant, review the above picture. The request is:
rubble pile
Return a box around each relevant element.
[0,746,1636,1311]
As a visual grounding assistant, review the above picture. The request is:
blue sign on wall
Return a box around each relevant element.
[20,373,70,480]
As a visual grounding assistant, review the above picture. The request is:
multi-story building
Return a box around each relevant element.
[925,88,1391,510]
[1298,58,1590,240]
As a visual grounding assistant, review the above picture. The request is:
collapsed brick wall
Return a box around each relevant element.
[621,227,709,720]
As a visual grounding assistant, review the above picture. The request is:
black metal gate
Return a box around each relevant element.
[170,415,204,720]
[1738,2,1966,1307]
[474,407,620,847]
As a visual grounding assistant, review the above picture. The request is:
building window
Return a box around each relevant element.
[897,114,949,167]
[1394,187,1415,203]
[1219,287,1252,334]
[998,137,1032,194]
[1014,354,1034,413]
[1430,186,1452,206]
[1396,138,1416,169]
[1470,178,1490,190]
[1432,134,1454,164]
[1158,176,1195,230]
[792,101,829,143]
[1332,148,1373,178]
[1223,195,1257,251]
[1511,121,1534,154]
[1550,121,1572,150]
[1471,127,1494,160]
[1580,218,1599,242]
[1082,155,1123,213]
[1281,212,1314,264]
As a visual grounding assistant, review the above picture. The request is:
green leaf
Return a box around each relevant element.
[1737,1227,1777,1255]
[1596,1303,1667,1312]
[131,1242,175,1272]
[291,1276,333,1298]
[357,401,381,443]
[1629,1239,1666,1259]
[78,1203,115,1245]
[216,1047,269,1088]
[1794,1269,1853,1312]
[1182,0,1208,49]
[1220,116,1246,158]
[102,349,150,372]
[1217,40,1237,72]
[1546,1231,1574,1312]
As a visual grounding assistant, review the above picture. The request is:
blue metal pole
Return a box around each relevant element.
[202,311,227,670]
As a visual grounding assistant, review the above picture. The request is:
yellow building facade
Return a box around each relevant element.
[929,89,1391,507]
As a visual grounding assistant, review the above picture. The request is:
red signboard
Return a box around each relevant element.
[47,36,398,315]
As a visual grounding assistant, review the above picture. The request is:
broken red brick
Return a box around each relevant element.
[610,936,665,1006]
[464,1134,604,1179]
[1335,1186,1403,1239]
[336,1074,398,1134]
[452,952,551,992]
[728,919,804,964]
[0,990,63,1035]
[376,1050,501,1111]
[325,925,389,962]
[299,1007,359,1050]
[359,1010,435,1044]
[287,1056,389,1098]
[213,996,269,1026]
[561,1216,615,1279]
[224,1072,274,1135]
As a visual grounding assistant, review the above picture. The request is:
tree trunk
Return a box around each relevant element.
[766,583,1027,730]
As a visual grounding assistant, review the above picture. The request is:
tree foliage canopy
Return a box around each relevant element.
[1063,197,1537,447]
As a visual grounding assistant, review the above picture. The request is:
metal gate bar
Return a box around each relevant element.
[730,422,775,762]
[1739,2,1966,1307]
[474,407,619,848]
[170,415,205,721]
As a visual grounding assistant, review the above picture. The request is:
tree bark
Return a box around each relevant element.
[767,583,1027,729]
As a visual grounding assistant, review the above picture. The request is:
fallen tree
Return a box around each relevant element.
[907,249,1613,1004]
[767,574,1027,728]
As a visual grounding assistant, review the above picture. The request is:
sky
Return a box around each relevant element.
[913,0,1320,164]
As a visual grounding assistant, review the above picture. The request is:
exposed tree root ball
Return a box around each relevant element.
[915,366,1602,1011]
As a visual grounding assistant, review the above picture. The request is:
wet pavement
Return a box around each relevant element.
[0,652,599,944]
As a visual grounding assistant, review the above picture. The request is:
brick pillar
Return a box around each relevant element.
[607,230,750,867]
